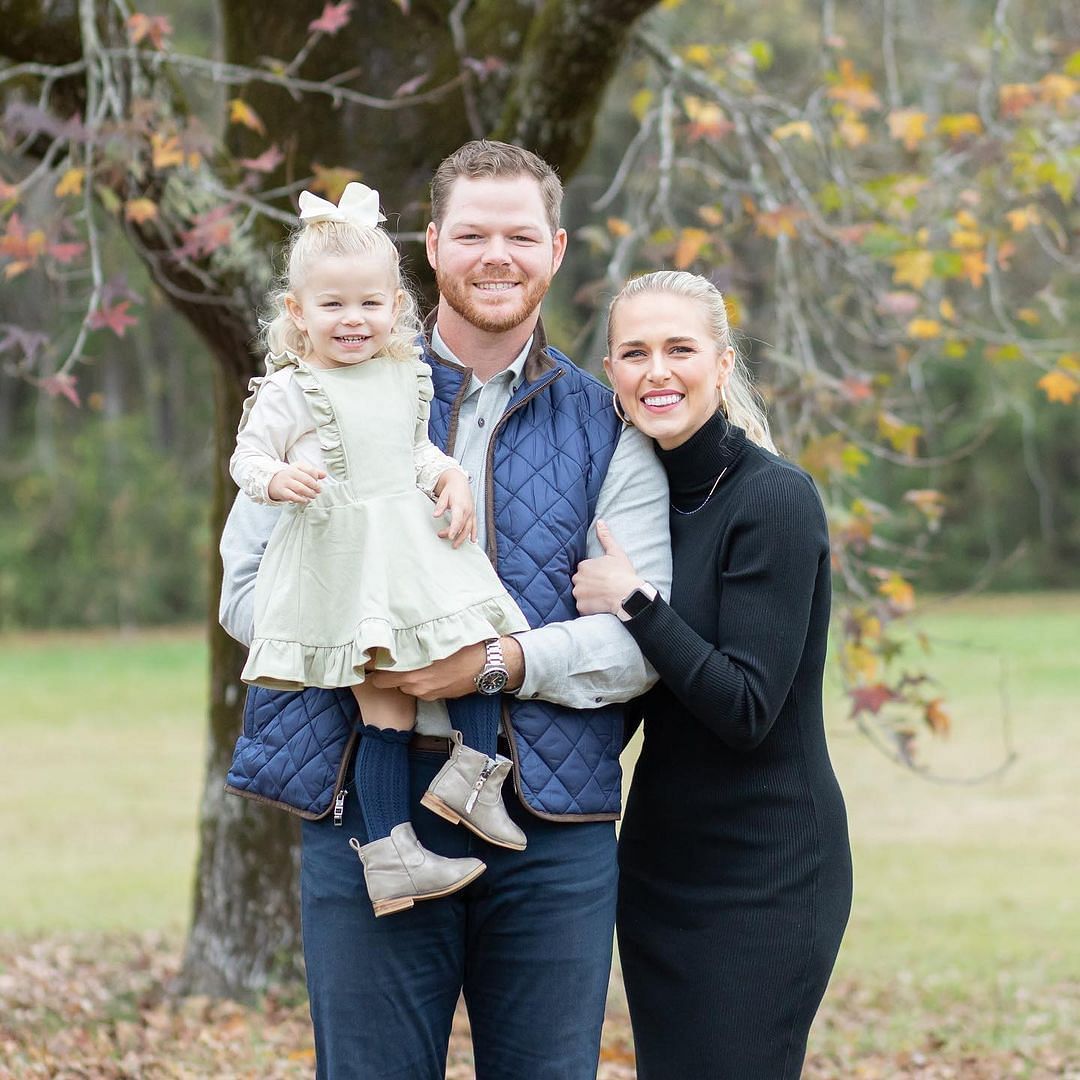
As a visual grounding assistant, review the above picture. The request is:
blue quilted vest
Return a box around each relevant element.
[226,326,624,821]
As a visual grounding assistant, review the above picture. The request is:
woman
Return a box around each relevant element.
[573,271,852,1079]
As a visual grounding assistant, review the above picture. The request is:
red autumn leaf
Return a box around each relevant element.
[40,372,81,407]
[88,300,138,338]
[48,241,87,264]
[238,145,285,173]
[176,206,234,259]
[126,13,173,49]
[849,683,897,717]
[309,1,353,35]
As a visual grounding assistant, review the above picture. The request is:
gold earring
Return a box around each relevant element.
[612,390,632,427]
[720,383,729,418]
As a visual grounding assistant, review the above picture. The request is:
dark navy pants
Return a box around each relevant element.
[300,747,618,1079]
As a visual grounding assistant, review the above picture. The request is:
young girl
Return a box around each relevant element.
[230,182,529,917]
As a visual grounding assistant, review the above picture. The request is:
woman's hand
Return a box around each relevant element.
[267,462,326,503]
[433,468,477,548]
[573,520,645,616]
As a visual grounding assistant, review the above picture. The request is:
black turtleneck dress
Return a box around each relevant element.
[618,411,852,1080]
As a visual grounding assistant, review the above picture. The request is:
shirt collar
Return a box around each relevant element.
[431,324,532,391]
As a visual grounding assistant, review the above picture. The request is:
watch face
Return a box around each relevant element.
[622,588,654,618]
[476,669,509,695]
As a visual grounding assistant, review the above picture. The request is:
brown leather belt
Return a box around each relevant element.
[406,733,515,756]
[409,733,452,753]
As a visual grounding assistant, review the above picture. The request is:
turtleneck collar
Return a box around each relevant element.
[656,409,749,500]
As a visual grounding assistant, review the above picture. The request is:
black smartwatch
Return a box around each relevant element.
[474,637,510,695]
[618,583,658,622]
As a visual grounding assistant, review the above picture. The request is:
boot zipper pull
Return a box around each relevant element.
[333,787,347,827]
[465,761,497,814]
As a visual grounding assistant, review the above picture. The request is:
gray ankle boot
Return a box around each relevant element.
[348,822,486,917]
[420,730,528,851]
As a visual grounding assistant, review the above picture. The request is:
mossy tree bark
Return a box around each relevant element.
[1,0,660,997]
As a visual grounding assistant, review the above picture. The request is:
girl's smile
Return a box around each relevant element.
[286,254,402,369]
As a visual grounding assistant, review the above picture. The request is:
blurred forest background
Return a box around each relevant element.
[1,0,1077,633]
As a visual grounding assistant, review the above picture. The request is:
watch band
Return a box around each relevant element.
[474,637,510,695]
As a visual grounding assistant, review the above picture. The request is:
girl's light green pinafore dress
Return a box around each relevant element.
[241,353,528,691]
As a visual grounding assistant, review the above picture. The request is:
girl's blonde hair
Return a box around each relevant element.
[607,270,776,453]
[263,218,421,363]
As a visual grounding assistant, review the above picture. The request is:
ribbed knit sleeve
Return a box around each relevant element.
[625,465,828,750]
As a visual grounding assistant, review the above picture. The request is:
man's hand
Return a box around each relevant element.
[370,636,525,700]
[267,462,326,504]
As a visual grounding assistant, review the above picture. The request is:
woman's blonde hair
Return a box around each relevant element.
[607,270,775,453]
[263,218,421,363]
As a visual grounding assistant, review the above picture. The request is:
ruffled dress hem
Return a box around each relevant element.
[241,591,528,691]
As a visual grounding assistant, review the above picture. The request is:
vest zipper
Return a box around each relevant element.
[332,786,347,826]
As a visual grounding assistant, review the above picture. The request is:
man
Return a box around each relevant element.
[219,140,671,1079]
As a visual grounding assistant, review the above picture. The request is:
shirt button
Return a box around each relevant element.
[478,417,486,428]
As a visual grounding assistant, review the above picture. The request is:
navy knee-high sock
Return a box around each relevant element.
[454,694,500,761]
[353,725,411,842]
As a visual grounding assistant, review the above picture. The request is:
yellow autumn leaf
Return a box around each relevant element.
[943,340,968,359]
[630,89,653,122]
[842,642,879,682]
[309,163,363,201]
[887,108,928,151]
[827,60,882,113]
[1017,308,1040,325]
[755,205,806,239]
[606,217,632,238]
[229,99,266,136]
[682,44,712,66]
[962,250,987,288]
[925,698,951,735]
[999,83,1036,117]
[837,110,870,148]
[877,411,921,455]
[697,205,724,226]
[773,120,814,142]
[1037,369,1080,404]
[937,113,983,140]
[674,227,710,269]
[938,298,956,321]
[890,250,934,291]
[124,198,159,224]
[1006,204,1040,232]
[950,229,983,250]
[660,0,684,8]
[1037,72,1079,111]
[151,133,185,170]
[1058,353,1080,373]
[906,318,941,340]
[878,572,915,611]
[723,294,741,326]
[54,168,85,199]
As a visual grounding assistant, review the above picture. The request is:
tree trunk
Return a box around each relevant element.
[179,358,306,996]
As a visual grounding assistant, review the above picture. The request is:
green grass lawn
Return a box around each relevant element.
[1,595,1078,1064]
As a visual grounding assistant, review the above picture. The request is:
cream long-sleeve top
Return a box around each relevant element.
[229,357,463,504]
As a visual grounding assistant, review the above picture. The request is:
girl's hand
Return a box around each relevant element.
[268,462,326,503]
[572,520,644,616]
[433,468,476,549]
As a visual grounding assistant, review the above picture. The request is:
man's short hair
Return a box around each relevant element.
[430,140,563,234]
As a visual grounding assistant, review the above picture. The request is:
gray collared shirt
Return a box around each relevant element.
[219,331,672,733]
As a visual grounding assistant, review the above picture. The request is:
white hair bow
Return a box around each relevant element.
[297,182,386,228]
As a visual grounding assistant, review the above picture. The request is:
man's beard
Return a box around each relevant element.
[435,265,552,334]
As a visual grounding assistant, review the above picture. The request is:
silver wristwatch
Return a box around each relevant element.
[474,637,510,696]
